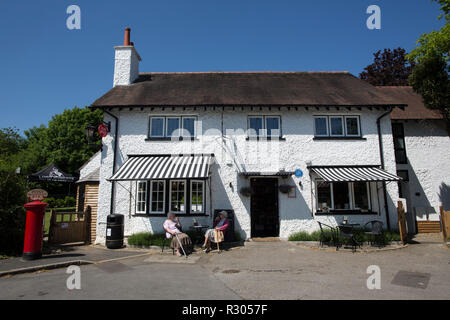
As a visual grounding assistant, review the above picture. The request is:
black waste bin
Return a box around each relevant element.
[106,214,124,249]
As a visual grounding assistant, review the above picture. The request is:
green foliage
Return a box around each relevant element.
[127,232,167,247]
[64,196,76,207]
[0,128,28,256]
[22,107,104,175]
[407,1,449,131]
[360,48,415,86]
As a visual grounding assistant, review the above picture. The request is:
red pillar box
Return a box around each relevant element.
[23,201,48,260]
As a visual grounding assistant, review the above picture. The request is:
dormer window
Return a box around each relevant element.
[248,116,281,138]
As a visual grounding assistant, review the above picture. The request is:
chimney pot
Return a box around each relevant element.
[124,28,131,46]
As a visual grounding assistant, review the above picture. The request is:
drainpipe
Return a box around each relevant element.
[104,109,119,215]
[376,106,393,231]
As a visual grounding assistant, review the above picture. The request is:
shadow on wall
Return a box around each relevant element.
[439,183,450,211]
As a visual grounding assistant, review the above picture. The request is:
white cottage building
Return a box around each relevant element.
[90,29,406,244]
[379,87,450,234]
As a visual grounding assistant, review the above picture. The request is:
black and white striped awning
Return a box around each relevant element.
[109,154,214,181]
[309,166,401,182]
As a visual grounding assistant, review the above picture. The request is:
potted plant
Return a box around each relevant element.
[279,184,290,194]
[239,186,252,197]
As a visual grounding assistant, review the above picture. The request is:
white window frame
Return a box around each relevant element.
[350,182,371,210]
[345,116,361,137]
[315,179,334,211]
[149,117,165,138]
[135,181,148,214]
[166,117,181,138]
[181,116,197,138]
[265,116,281,137]
[314,116,329,137]
[329,116,345,137]
[149,180,166,214]
[190,180,205,214]
[169,179,186,214]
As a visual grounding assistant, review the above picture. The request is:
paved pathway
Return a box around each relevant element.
[0,237,448,300]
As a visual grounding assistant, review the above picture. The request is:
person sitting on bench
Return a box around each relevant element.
[163,212,192,256]
[202,211,229,252]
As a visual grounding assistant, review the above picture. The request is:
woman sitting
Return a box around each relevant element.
[163,212,193,256]
[202,211,229,252]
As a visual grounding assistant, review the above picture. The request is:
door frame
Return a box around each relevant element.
[250,177,280,238]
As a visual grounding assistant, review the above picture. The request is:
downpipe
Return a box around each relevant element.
[104,109,119,215]
[376,107,393,231]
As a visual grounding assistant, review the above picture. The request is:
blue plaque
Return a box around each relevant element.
[295,169,303,178]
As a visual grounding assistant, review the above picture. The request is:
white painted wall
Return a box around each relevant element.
[95,108,399,243]
[396,119,450,223]
[79,151,100,180]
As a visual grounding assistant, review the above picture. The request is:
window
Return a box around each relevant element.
[329,116,344,136]
[248,116,264,137]
[317,181,332,211]
[345,116,360,136]
[182,117,196,137]
[397,170,409,198]
[392,123,407,164]
[166,117,180,138]
[314,116,361,138]
[316,180,371,212]
[149,116,197,138]
[248,116,281,138]
[352,182,370,211]
[266,117,280,137]
[333,182,350,209]
[150,117,165,137]
[150,180,165,213]
[136,181,148,213]
[190,180,204,213]
[314,117,328,136]
[170,180,186,213]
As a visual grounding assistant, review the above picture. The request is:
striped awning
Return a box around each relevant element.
[109,154,214,181]
[309,166,401,182]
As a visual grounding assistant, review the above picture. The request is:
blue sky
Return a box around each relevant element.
[0,0,445,133]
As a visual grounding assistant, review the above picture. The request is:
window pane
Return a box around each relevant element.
[333,182,350,210]
[330,117,343,136]
[182,118,195,137]
[353,182,369,210]
[346,117,359,135]
[314,117,328,136]
[170,181,185,212]
[317,181,332,211]
[191,181,204,213]
[249,117,263,136]
[395,150,407,164]
[266,117,280,137]
[136,182,147,213]
[150,118,164,137]
[167,118,180,137]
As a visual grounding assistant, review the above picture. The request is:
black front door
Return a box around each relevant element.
[250,178,279,237]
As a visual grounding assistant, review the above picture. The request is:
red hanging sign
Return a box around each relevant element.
[98,124,108,138]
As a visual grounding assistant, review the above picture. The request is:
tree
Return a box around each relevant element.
[23,107,104,175]
[360,48,415,86]
[0,128,28,256]
[407,0,450,131]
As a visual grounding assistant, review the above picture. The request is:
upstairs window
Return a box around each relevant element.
[392,123,407,164]
[314,116,361,138]
[248,116,281,138]
[149,116,197,139]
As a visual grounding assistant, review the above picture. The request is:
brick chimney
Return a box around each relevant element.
[113,28,142,86]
